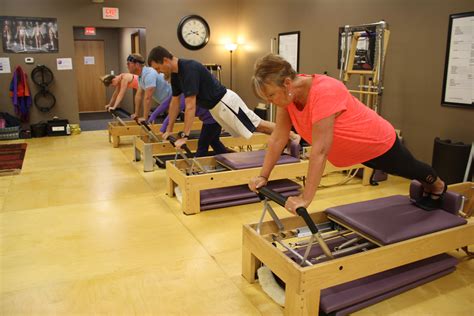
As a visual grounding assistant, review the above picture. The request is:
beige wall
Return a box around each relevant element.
[235,0,474,163]
[117,27,142,114]
[1,0,472,163]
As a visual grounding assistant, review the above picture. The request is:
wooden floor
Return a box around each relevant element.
[1,131,472,315]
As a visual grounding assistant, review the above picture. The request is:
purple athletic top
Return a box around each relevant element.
[147,94,216,132]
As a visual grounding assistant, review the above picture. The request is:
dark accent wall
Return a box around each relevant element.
[1,0,238,125]
[1,0,472,164]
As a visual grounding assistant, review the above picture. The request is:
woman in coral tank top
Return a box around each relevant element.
[249,54,446,213]
[101,73,139,111]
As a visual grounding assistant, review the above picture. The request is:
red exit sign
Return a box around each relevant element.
[84,27,96,35]
[102,7,119,20]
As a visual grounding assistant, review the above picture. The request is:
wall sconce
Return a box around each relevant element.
[225,43,238,89]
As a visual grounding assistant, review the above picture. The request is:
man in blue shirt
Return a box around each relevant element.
[127,53,226,157]
[126,54,171,121]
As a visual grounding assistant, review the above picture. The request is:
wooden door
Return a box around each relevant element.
[131,31,140,54]
[74,40,106,112]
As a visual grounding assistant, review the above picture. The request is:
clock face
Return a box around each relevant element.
[177,15,210,50]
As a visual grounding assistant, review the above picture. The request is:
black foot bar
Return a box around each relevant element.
[110,109,127,126]
[134,118,161,143]
[166,135,193,156]
[166,134,206,173]
[257,186,333,259]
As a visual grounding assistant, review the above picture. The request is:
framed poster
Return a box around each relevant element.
[441,11,473,109]
[1,16,58,53]
[278,31,300,72]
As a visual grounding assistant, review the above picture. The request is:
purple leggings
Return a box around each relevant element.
[147,95,186,132]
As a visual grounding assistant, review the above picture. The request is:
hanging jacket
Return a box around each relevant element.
[9,66,32,122]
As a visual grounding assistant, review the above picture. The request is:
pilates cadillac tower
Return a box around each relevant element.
[339,21,390,115]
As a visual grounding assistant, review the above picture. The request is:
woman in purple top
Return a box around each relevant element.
[149,94,227,157]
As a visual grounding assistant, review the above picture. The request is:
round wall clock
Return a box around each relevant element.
[177,15,210,50]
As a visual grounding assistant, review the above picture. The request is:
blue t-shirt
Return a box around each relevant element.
[138,66,172,104]
[171,59,227,110]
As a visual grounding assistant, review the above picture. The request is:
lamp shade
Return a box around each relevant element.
[225,43,238,52]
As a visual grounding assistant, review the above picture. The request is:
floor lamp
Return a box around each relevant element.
[225,43,237,89]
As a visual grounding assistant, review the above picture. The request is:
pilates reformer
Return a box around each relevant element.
[134,119,204,173]
[133,124,270,172]
[242,181,473,315]
[136,119,232,174]
[109,109,128,127]
[107,109,203,148]
[166,145,373,215]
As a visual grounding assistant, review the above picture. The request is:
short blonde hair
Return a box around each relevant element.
[252,54,296,99]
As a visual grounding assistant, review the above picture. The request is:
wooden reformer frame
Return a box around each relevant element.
[166,156,372,215]
[241,182,474,315]
[134,133,270,172]
[107,119,202,148]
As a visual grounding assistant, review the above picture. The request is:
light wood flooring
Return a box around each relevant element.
[1,131,472,315]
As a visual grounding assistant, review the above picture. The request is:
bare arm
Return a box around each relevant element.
[259,107,292,178]
[142,87,155,120]
[249,108,292,191]
[182,95,197,136]
[164,96,182,134]
[284,114,335,213]
[167,96,196,149]
[106,86,119,109]
[112,75,131,109]
[302,115,334,202]
[134,86,143,118]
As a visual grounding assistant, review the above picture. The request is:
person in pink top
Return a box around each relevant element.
[101,73,139,111]
[249,54,446,213]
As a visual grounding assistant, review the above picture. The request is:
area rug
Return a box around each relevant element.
[0,143,27,175]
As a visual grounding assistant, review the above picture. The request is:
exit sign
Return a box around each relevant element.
[84,27,96,35]
[102,7,119,20]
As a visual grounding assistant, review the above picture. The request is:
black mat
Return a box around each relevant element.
[79,112,111,131]
[79,109,132,131]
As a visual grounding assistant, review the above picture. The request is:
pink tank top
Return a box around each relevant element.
[127,74,139,90]
[287,74,396,167]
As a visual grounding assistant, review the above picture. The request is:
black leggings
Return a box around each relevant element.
[195,123,227,157]
[362,135,438,184]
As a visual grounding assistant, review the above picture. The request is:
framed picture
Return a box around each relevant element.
[441,11,473,109]
[1,16,58,53]
[278,31,300,72]
[337,26,377,70]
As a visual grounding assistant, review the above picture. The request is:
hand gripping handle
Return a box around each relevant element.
[257,186,319,234]
[166,135,193,156]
